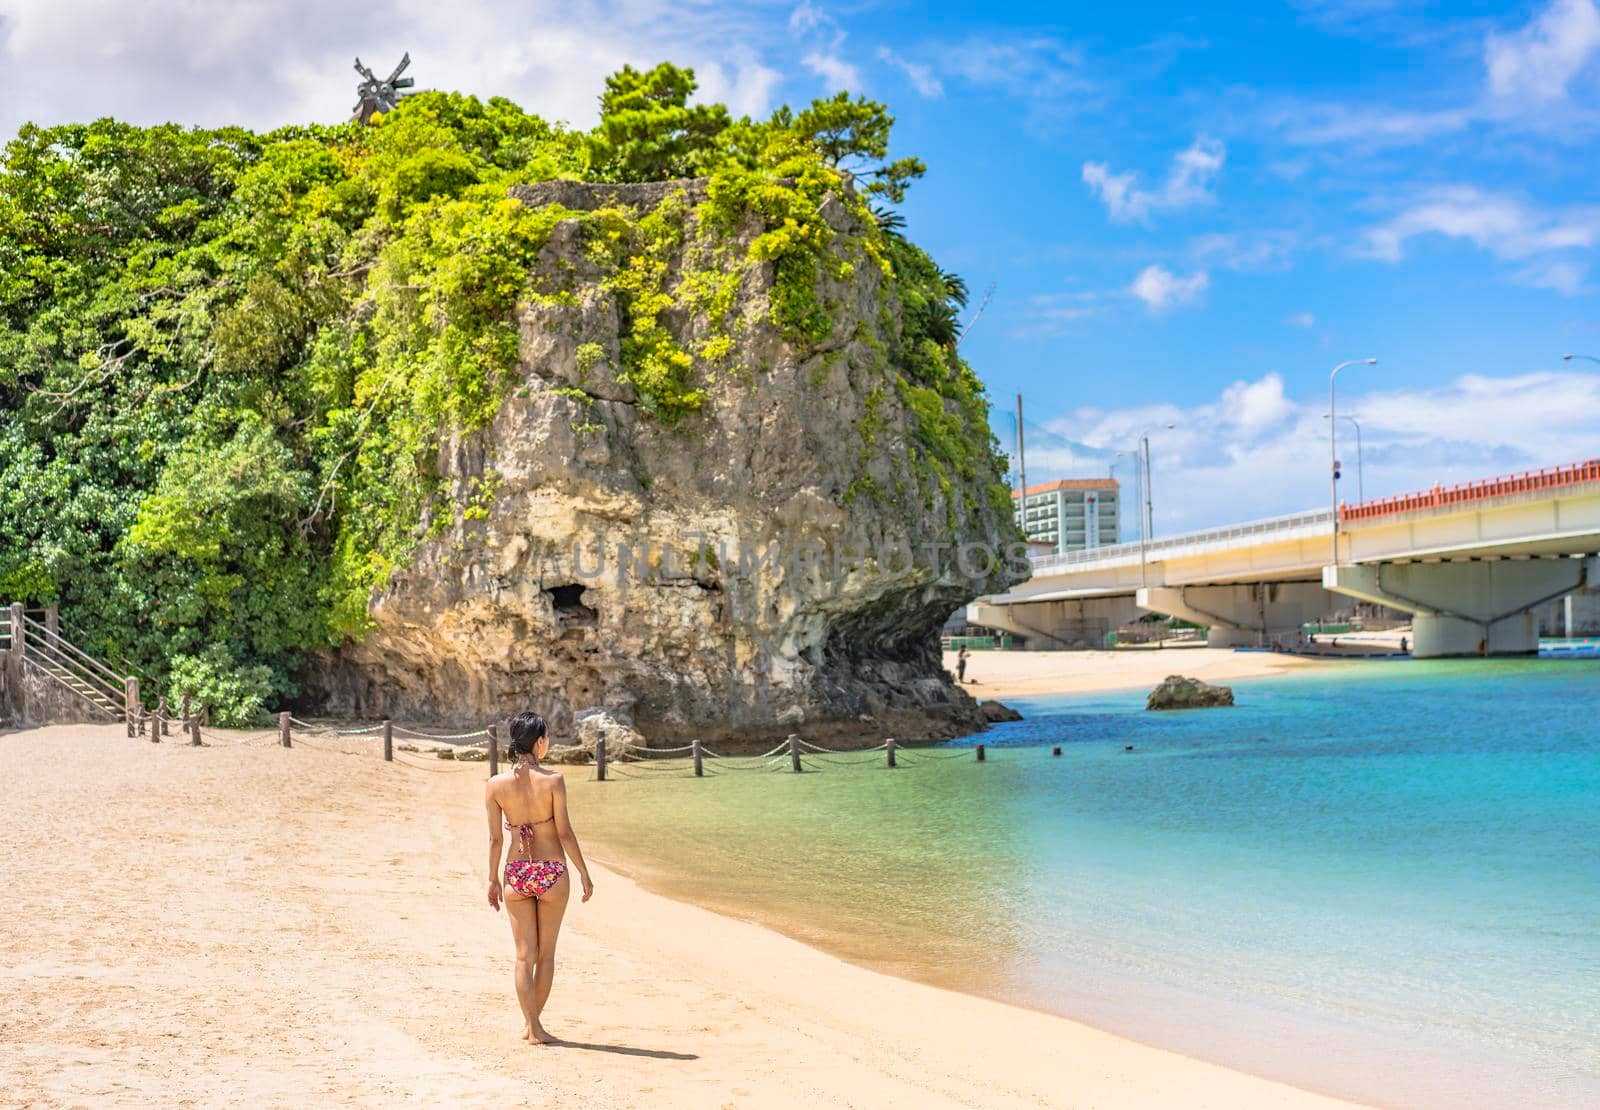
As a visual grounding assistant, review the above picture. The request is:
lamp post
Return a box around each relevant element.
[1134,424,1176,586]
[1323,413,1364,503]
[1329,358,1377,564]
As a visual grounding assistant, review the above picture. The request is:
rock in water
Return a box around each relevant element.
[1146,675,1234,710]
[977,700,1023,722]
[309,178,1024,746]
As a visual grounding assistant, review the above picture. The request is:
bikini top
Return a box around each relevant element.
[507,814,553,851]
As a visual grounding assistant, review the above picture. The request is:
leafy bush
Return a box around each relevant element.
[166,644,275,727]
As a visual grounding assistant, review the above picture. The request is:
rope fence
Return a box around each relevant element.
[122,702,1016,779]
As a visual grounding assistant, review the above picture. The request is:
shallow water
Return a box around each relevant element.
[569,658,1600,1107]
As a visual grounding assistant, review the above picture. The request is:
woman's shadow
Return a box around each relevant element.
[548,1040,697,1060]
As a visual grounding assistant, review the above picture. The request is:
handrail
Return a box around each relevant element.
[1341,458,1600,523]
[1031,508,1333,571]
[53,609,153,686]
[25,637,124,705]
[20,614,127,690]
[20,656,120,719]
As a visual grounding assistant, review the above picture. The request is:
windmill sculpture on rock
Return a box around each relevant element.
[352,53,416,124]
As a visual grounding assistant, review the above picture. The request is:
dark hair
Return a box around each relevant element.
[508,711,548,757]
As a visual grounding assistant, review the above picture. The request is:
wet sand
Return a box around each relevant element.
[1,724,1355,1108]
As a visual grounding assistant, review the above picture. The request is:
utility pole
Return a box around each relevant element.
[1015,393,1027,539]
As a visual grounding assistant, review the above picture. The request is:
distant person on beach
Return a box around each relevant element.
[1400,636,1409,653]
[485,711,595,1045]
[957,646,970,683]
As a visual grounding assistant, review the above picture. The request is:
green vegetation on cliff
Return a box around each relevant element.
[0,63,1010,720]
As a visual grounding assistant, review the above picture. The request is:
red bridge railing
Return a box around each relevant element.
[1341,458,1600,523]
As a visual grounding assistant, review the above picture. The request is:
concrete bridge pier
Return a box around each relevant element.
[1136,582,1336,648]
[968,595,1142,649]
[1325,557,1597,657]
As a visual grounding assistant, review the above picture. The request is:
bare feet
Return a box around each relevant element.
[528,1023,559,1045]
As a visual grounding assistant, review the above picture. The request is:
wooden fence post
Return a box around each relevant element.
[789,734,802,773]
[279,711,291,748]
[976,743,986,762]
[189,716,202,746]
[201,704,210,728]
[885,738,896,768]
[692,737,703,777]
[125,677,138,739]
[596,737,607,782]
[10,602,24,660]
[156,696,169,737]
[488,724,499,776]
[383,719,393,762]
[180,693,191,731]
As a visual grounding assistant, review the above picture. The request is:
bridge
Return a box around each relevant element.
[973,459,1600,657]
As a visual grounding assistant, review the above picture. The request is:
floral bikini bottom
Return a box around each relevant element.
[504,858,567,899]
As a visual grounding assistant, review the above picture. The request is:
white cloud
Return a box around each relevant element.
[1513,259,1589,295]
[1035,368,1600,532]
[877,46,942,98]
[1082,135,1225,223]
[1281,104,1473,147]
[802,51,860,90]
[1286,311,1317,327]
[1280,0,1600,148]
[936,36,1091,100]
[789,4,860,91]
[1361,186,1600,263]
[788,2,831,37]
[1190,230,1298,272]
[1485,0,1600,104]
[1129,265,1210,311]
[0,0,786,137]
[1010,291,1106,338]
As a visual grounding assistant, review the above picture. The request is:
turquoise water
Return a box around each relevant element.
[574,659,1600,1107]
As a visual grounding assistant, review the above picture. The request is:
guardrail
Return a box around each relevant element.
[1030,508,1334,572]
[1340,459,1600,523]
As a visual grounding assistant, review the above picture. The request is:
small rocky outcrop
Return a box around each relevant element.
[977,700,1022,722]
[1146,675,1234,710]
[572,707,645,760]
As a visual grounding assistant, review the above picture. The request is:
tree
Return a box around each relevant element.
[790,92,925,202]
[586,63,731,182]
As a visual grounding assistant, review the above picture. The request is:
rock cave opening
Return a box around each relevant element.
[546,583,599,628]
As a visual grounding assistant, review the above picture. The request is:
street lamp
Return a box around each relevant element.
[1323,412,1364,503]
[1136,423,1176,585]
[1329,358,1376,563]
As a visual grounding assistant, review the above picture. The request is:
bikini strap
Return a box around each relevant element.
[505,815,553,851]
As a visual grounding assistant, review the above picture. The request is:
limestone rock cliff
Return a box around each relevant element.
[311,179,1025,745]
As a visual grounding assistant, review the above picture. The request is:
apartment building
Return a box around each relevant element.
[1011,478,1120,554]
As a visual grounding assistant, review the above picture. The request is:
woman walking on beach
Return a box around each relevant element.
[485,711,594,1044]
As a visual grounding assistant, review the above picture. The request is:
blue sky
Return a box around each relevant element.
[2,0,1597,532]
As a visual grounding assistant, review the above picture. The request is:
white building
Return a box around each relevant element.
[1011,478,1121,554]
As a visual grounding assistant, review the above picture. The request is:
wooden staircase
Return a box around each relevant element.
[4,605,127,722]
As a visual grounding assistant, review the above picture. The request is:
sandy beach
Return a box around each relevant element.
[943,645,1331,701]
[1,723,1355,1108]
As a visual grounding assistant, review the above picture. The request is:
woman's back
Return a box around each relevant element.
[494,766,563,860]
